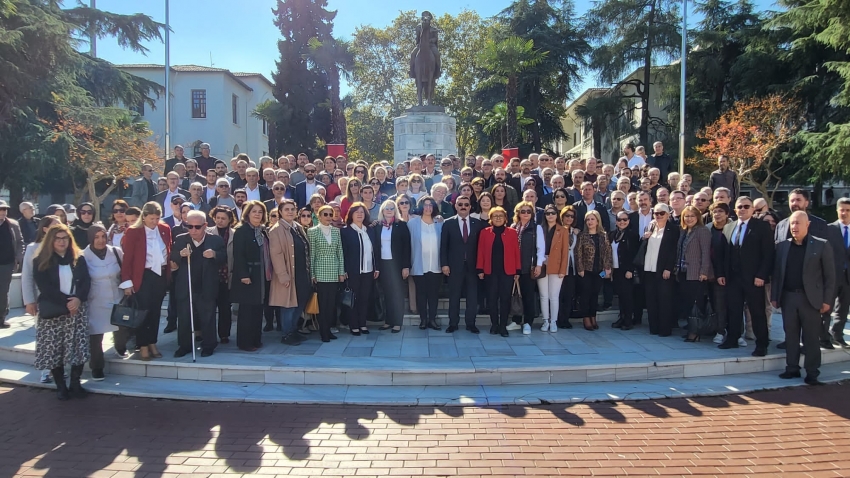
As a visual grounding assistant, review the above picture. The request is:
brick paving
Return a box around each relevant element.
[2,383,849,477]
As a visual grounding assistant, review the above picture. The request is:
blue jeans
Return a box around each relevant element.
[278,306,304,336]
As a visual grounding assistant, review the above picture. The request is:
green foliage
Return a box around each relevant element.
[478,102,534,151]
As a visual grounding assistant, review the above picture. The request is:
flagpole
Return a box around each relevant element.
[164,0,171,161]
[678,0,687,175]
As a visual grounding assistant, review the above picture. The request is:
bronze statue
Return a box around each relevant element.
[409,11,441,107]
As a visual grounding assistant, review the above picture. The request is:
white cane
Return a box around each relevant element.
[186,245,196,363]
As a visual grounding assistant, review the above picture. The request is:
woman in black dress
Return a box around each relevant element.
[231,200,271,351]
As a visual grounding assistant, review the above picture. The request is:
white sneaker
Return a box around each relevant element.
[506,322,521,331]
[522,324,531,335]
[541,320,550,332]
[713,333,725,344]
[738,337,748,347]
[330,327,339,334]
[40,371,52,383]
[550,322,558,333]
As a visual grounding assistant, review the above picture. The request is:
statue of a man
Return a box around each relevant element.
[408,11,441,80]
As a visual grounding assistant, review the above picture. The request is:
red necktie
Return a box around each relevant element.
[462,218,468,243]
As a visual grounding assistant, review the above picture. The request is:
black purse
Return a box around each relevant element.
[110,294,148,329]
[339,281,355,309]
[38,283,75,320]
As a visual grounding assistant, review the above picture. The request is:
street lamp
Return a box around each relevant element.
[679,0,687,175]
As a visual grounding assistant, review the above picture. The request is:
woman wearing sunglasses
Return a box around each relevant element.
[70,202,97,249]
[307,205,345,342]
[535,204,571,333]
[641,203,680,336]
[107,200,130,247]
[609,210,640,330]
[574,210,613,331]
[476,207,520,337]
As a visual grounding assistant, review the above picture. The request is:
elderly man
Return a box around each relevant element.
[131,163,157,207]
[0,201,23,328]
[573,181,610,231]
[230,158,249,190]
[209,179,237,210]
[709,155,739,202]
[192,143,218,175]
[772,211,835,385]
[18,202,38,244]
[647,141,673,181]
[243,167,272,203]
[171,210,227,358]
[152,172,190,218]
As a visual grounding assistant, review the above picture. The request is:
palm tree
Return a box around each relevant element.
[575,93,627,159]
[479,102,535,151]
[478,36,547,148]
[305,36,354,145]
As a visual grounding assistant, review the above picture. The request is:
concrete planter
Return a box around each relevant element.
[9,273,22,309]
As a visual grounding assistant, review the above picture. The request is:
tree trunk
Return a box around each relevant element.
[7,184,22,219]
[330,67,346,145]
[592,116,603,159]
[506,76,518,149]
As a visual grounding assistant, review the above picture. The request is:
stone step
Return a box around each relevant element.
[1,357,848,405]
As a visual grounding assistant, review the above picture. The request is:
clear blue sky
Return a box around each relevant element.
[94,0,777,98]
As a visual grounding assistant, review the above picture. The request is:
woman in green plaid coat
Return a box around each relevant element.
[307,204,345,342]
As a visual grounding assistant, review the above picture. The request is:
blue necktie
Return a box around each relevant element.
[844,225,849,250]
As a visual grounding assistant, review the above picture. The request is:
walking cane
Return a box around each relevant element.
[186,244,196,363]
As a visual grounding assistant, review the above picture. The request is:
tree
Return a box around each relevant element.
[584,0,681,146]
[498,0,590,152]
[478,37,547,149]
[478,102,535,151]
[270,0,336,155]
[305,36,353,145]
[576,93,630,159]
[696,95,804,205]
[50,106,161,221]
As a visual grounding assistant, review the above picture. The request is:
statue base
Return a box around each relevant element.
[393,109,457,165]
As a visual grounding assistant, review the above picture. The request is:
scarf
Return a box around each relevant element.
[381,217,395,228]
[318,223,333,244]
[108,221,128,243]
[252,223,273,282]
[514,219,532,251]
[54,251,74,266]
[87,224,109,260]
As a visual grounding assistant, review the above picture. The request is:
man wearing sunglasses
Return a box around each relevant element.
[171,210,227,358]
[440,195,483,334]
[720,196,774,356]
[294,164,320,209]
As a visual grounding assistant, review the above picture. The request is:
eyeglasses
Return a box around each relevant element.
[218,185,230,188]
[54,235,70,241]
[490,215,506,219]
[185,224,205,230]
[616,218,629,222]
[320,212,333,217]
[398,201,410,206]
[563,214,576,219]
[736,204,752,210]
[273,187,285,191]
[612,198,624,201]
[112,208,126,214]
[695,198,708,202]
[79,210,93,215]
[519,209,533,214]
[411,180,421,183]
[385,207,396,211]
[456,204,470,208]
[544,211,557,216]
[462,172,472,176]
[305,169,316,173]
[654,211,667,216]
[300,213,312,218]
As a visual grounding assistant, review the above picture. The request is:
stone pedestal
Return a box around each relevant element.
[393,107,457,165]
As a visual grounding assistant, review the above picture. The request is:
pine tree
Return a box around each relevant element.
[271,0,336,156]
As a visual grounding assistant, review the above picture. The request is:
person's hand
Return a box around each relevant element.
[625,271,633,279]
[373,270,380,279]
[402,268,410,280]
[533,266,542,278]
[771,301,778,309]
[344,273,349,280]
[338,275,345,282]
[478,273,484,280]
[25,303,37,316]
[170,261,179,271]
[203,249,215,259]
[699,274,707,282]
[717,277,726,286]
[513,275,519,282]
[283,279,290,288]
[754,278,765,287]
[558,274,565,279]
[312,278,317,285]
[662,270,671,280]
[442,266,450,276]
[67,297,81,313]
[578,271,585,277]
[604,269,612,278]
[180,245,191,257]
[241,278,251,284]
[124,288,133,296]
[821,303,831,314]
[643,230,652,239]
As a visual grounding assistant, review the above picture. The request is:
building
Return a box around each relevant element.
[552,66,673,163]
[117,64,274,161]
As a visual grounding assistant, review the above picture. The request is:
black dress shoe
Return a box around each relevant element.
[820,340,835,350]
[562,321,572,329]
[500,329,509,337]
[779,371,801,379]
[263,324,274,332]
[163,324,177,334]
[0,322,9,329]
[351,330,361,336]
[620,324,633,331]
[777,341,787,349]
[419,321,426,330]
[752,348,767,357]
[220,337,230,344]
[173,348,190,358]
[490,325,498,335]
[446,326,458,333]
[833,334,849,347]
[611,320,623,329]
[467,326,480,334]
[428,321,441,331]
[805,376,825,386]
[200,349,214,357]
[329,334,338,340]
[360,328,370,334]
[718,340,739,349]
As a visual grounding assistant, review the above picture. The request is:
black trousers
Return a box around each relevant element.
[166,283,177,328]
[602,278,614,308]
[487,272,513,330]
[414,272,442,325]
[216,281,232,338]
[379,260,405,327]
[108,327,130,356]
[513,274,537,325]
[578,273,603,318]
[236,304,263,350]
[782,291,822,378]
[677,274,707,335]
[135,269,167,347]
[263,280,277,329]
[178,298,218,352]
[448,262,478,328]
[709,281,728,335]
[612,269,634,325]
[316,281,339,341]
[632,281,645,324]
[726,275,769,349]
[643,271,675,336]
[831,281,850,337]
[556,275,576,326]
[346,272,374,330]
[0,263,12,322]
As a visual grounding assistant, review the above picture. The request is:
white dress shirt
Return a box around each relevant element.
[245,184,261,202]
[420,222,440,273]
[58,264,73,295]
[732,219,749,246]
[163,189,181,218]
[644,227,665,272]
[304,180,318,200]
[638,210,653,235]
[144,225,167,276]
[205,186,217,202]
[381,225,393,260]
[583,200,596,211]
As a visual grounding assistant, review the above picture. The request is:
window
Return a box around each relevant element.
[232,94,238,124]
[193,141,203,157]
[191,90,206,118]
[262,118,268,135]
[232,144,240,157]
[129,101,145,116]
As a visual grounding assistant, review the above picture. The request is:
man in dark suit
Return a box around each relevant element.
[163,196,186,229]
[243,167,273,203]
[440,195,482,334]
[193,142,219,175]
[647,141,673,184]
[772,211,835,385]
[826,198,850,347]
[773,188,831,349]
[170,210,227,358]
[164,145,187,175]
[0,200,23,329]
[573,181,610,231]
[508,159,544,200]
[264,181,291,214]
[721,196,774,355]
[294,164,321,209]
[163,199,189,334]
[152,172,189,219]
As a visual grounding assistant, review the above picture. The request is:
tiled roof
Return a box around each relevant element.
[117,64,258,91]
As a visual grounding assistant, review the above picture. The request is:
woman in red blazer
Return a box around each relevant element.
[476,206,521,337]
[119,202,172,361]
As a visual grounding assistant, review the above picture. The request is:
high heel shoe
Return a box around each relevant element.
[583,318,594,331]
[591,317,599,330]
[684,335,701,342]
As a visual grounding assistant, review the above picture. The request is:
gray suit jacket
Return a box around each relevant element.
[2,218,24,267]
[772,236,836,311]
[130,177,155,207]
[826,221,850,286]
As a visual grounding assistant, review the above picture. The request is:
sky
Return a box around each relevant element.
[93,0,778,99]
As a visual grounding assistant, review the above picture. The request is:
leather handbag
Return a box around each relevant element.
[305,292,320,315]
[339,281,355,309]
[510,280,524,317]
[110,294,147,329]
[38,283,75,319]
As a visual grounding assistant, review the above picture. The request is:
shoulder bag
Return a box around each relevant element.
[38,279,75,320]
[110,293,148,329]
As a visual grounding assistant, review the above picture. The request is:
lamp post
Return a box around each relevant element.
[678,0,687,175]
[164,0,171,161]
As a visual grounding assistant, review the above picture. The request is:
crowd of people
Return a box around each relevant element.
[0,140,845,401]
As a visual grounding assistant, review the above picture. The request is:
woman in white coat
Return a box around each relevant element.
[83,224,125,381]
